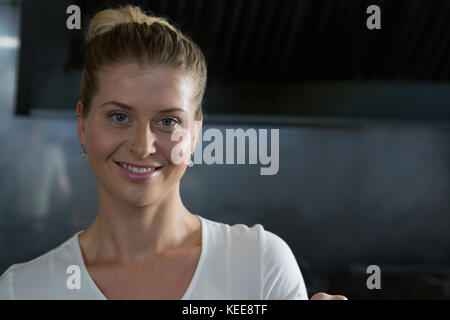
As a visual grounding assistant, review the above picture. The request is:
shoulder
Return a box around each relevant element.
[259,230,309,300]
[200,215,265,251]
[260,229,298,265]
[198,216,267,276]
[200,215,289,254]
[198,216,308,299]
[0,232,80,299]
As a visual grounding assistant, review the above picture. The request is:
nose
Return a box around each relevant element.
[128,123,157,158]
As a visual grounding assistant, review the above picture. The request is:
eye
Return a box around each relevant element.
[158,117,179,127]
[110,112,130,123]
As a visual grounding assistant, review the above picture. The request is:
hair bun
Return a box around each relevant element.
[88,5,176,40]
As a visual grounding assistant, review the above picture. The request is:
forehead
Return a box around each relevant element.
[94,63,194,111]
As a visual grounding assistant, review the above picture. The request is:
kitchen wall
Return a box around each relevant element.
[1,1,449,299]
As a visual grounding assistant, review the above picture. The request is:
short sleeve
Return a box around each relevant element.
[260,230,308,300]
[0,267,14,300]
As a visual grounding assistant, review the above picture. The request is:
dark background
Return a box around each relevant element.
[0,0,449,299]
[16,0,450,121]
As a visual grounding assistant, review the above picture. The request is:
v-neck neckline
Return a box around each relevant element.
[72,214,206,300]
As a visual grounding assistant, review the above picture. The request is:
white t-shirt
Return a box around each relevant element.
[0,215,308,300]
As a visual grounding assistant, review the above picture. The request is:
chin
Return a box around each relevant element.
[116,196,154,208]
[123,192,159,207]
[107,183,155,206]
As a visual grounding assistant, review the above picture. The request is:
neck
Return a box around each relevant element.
[80,182,199,265]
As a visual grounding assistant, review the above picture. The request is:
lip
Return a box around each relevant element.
[114,161,163,181]
[115,161,163,169]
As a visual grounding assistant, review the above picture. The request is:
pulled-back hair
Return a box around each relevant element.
[80,5,207,120]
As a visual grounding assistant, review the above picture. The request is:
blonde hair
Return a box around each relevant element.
[80,5,207,120]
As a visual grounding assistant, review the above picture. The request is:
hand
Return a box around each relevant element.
[310,292,348,300]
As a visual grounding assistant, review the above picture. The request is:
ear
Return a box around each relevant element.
[191,115,203,154]
[76,101,87,145]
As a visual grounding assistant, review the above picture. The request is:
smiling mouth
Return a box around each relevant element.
[114,161,163,174]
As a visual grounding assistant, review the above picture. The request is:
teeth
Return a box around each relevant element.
[119,162,156,173]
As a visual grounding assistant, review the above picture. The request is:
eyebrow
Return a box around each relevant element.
[100,100,187,114]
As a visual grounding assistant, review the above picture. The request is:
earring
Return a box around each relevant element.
[187,155,194,167]
[79,144,87,156]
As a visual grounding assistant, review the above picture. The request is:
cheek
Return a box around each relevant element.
[164,130,193,164]
[86,121,120,161]
[161,140,188,176]
[166,139,190,165]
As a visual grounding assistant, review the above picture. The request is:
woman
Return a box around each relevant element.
[0,5,346,300]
